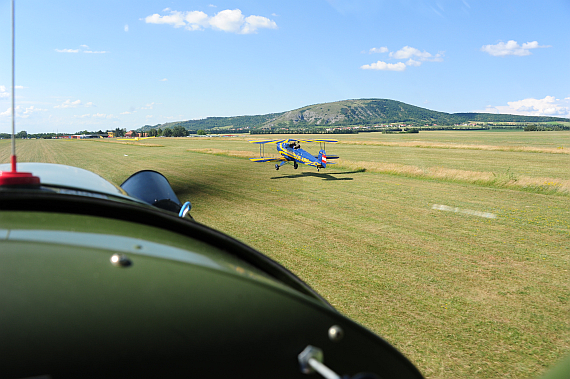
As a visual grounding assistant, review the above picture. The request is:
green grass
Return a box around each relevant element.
[1,133,569,379]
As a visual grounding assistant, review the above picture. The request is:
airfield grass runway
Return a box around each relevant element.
[1,131,569,379]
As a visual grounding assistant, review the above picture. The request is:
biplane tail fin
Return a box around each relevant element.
[317,150,327,168]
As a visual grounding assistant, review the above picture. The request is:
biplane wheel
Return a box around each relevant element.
[294,162,298,169]
[275,164,279,170]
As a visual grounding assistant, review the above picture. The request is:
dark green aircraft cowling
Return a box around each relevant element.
[0,210,423,379]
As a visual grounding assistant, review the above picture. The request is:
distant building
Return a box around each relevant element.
[125,131,147,138]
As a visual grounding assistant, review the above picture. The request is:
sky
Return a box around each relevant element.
[0,0,569,134]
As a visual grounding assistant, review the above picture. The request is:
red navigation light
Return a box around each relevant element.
[0,155,40,187]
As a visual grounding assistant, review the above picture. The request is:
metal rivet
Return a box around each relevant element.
[110,253,132,267]
[328,325,344,342]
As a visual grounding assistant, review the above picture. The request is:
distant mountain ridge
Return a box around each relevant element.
[139,99,569,132]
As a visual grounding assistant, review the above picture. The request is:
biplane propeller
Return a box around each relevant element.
[249,139,339,171]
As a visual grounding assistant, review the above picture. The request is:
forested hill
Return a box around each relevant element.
[142,112,285,132]
[139,99,568,132]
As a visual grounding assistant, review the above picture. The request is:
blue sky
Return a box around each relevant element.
[1,0,569,134]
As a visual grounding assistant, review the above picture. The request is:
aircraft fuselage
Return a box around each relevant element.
[277,142,323,168]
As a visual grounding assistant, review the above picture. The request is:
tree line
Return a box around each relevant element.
[146,125,189,137]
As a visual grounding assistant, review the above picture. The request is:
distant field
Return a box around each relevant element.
[1,131,569,379]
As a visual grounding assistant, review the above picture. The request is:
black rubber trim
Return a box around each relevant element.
[0,192,332,308]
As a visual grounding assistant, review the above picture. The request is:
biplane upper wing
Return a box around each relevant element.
[250,157,287,163]
[248,139,288,144]
[295,139,339,143]
[249,139,338,144]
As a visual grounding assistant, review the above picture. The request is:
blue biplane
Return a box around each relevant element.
[249,139,339,171]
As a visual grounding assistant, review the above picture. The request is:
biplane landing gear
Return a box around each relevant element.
[275,164,280,170]
[293,162,298,170]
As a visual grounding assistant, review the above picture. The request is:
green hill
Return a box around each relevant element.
[139,99,569,132]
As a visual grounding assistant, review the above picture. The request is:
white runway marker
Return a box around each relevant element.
[432,204,496,219]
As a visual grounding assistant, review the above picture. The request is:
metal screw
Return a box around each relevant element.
[328,325,344,342]
[298,345,324,374]
[298,345,341,379]
[110,253,132,267]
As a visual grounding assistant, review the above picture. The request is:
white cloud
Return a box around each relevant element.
[124,24,129,32]
[242,15,278,34]
[145,12,187,28]
[160,78,168,81]
[21,106,47,119]
[479,96,570,117]
[390,46,443,62]
[362,45,442,71]
[74,113,115,119]
[1,105,46,119]
[54,99,82,108]
[369,47,388,54]
[0,85,8,98]
[144,8,277,34]
[56,45,108,54]
[406,59,422,66]
[185,11,209,30]
[481,40,550,57]
[210,9,245,33]
[360,61,406,71]
[141,102,155,110]
[23,106,47,115]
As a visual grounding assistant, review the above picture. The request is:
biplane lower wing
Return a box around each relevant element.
[307,161,336,167]
[250,157,287,163]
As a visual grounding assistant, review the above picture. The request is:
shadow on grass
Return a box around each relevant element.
[171,180,217,202]
[270,171,362,181]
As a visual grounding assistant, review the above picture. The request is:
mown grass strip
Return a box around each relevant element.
[188,148,260,159]
[340,140,570,154]
[91,140,165,147]
[187,148,570,195]
[336,159,570,195]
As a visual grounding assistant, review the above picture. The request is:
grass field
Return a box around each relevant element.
[1,131,569,379]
